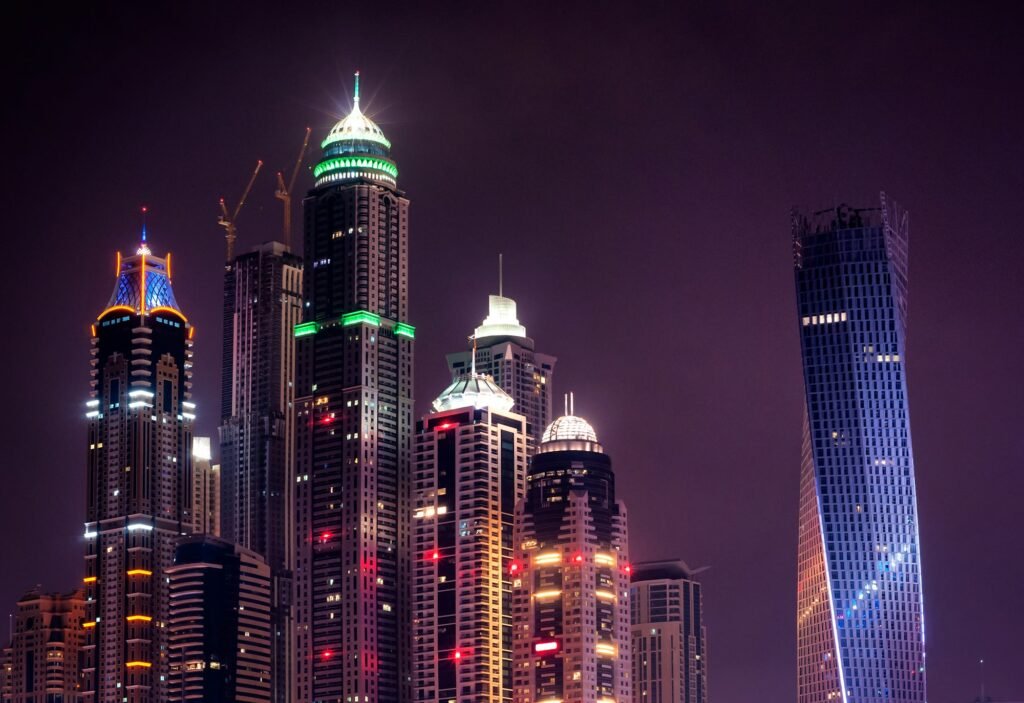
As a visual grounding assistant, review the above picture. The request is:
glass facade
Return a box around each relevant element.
[793,198,926,703]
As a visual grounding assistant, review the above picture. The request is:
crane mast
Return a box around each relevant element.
[275,127,312,250]
[218,159,263,263]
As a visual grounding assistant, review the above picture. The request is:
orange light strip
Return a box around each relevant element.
[126,615,152,622]
[148,306,188,323]
[166,252,172,280]
[115,251,121,277]
[82,621,97,629]
[96,305,135,321]
[126,569,152,577]
[83,576,97,583]
[125,661,152,668]
[139,253,147,314]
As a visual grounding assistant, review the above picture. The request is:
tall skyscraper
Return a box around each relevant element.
[412,371,527,703]
[792,198,926,703]
[191,436,221,536]
[4,588,86,703]
[220,240,302,703]
[447,285,556,452]
[83,232,194,703]
[167,535,273,703]
[512,405,631,703]
[294,72,414,703]
[630,560,707,703]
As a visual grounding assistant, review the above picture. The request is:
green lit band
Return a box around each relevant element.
[294,321,319,337]
[295,312,414,338]
[313,157,398,180]
[342,310,381,327]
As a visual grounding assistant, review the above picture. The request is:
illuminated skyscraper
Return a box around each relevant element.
[167,536,273,703]
[412,371,527,703]
[220,241,302,703]
[5,588,86,703]
[447,284,556,452]
[512,404,631,703]
[190,437,221,536]
[793,198,926,703]
[83,231,195,703]
[630,560,707,703]
[293,72,414,703]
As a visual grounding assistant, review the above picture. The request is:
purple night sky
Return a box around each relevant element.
[3,3,1023,701]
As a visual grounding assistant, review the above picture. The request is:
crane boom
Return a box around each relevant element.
[275,128,312,249]
[218,159,264,263]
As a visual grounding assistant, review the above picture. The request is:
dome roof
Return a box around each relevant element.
[433,372,515,414]
[321,104,391,150]
[475,295,527,340]
[542,414,598,444]
[100,241,183,319]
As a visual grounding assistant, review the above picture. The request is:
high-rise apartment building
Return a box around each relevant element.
[167,535,273,703]
[83,233,194,703]
[512,408,631,703]
[220,240,302,703]
[412,372,528,703]
[191,437,221,536]
[793,198,926,703]
[1,647,11,703]
[447,291,555,451]
[630,560,707,703]
[293,72,414,703]
[4,588,86,703]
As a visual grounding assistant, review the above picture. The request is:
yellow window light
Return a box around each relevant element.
[533,589,562,600]
[126,615,152,623]
[533,552,561,566]
[595,642,617,657]
[595,589,617,601]
[82,621,97,629]
[126,569,153,576]
[125,661,152,668]
[594,553,616,566]
[83,576,97,583]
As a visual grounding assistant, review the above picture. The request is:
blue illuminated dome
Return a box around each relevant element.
[314,71,398,189]
[98,237,185,321]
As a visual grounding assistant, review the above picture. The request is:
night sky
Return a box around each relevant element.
[3,3,1023,701]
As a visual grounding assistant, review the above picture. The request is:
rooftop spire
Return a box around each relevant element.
[499,253,503,297]
[140,206,148,243]
[353,70,361,110]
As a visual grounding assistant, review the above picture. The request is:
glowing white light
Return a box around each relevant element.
[474,295,527,339]
[127,523,153,532]
[86,399,99,407]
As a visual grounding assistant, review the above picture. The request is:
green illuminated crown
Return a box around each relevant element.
[315,71,398,189]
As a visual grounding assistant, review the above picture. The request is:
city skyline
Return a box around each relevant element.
[3,4,1023,702]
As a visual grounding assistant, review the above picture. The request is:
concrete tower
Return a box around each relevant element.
[512,402,631,703]
[412,370,528,703]
[793,198,926,703]
[293,72,414,703]
[83,229,194,703]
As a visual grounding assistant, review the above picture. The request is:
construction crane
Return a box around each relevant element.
[275,127,312,249]
[218,159,263,262]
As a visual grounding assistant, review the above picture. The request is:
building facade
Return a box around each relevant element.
[190,436,221,536]
[793,198,926,703]
[293,73,414,703]
[167,535,273,703]
[447,293,555,451]
[412,372,527,703]
[83,235,194,703]
[220,240,302,703]
[4,588,85,703]
[512,411,631,703]
[630,560,707,703]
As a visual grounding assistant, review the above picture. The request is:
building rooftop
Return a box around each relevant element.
[432,371,515,414]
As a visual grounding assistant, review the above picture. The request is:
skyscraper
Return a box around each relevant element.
[5,588,86,703]
[793,197,926,703]
[512,405,631,703]
[191,436,221,536]
[294,72,414,703]
[167,535,273,703]
[630,560,707,703]
[412,371,527,703]
[447,285,556,452]
[83,232,194,703]
[220,240,302,703]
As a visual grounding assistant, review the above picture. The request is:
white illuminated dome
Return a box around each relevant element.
[322,105,391,149]
[432,372,515,414]
[475,295,527,339]
[542,415,599,444]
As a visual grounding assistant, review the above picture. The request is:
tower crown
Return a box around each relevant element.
[541,414,598,444]
[475,295,527,340]
[314,71,398,189]
[432,371,515,414]
[98,235,185,322]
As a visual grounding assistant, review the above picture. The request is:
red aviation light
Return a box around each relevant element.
[451,648,463,661]
[624,563,632,575]
[534,640,559,654]
[429,550,440,561]
[322,649,333,660]
[320,531,332,543]
[436,422,455,431]
[509,561,520,574]
[573,553,584,564]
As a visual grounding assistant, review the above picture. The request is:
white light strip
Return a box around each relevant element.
[86,399,99,407]
[128,390,154,398]
[128,401,153,409]
[84,531,98,539]
[126,523,153,532]
[86,411,100,418]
